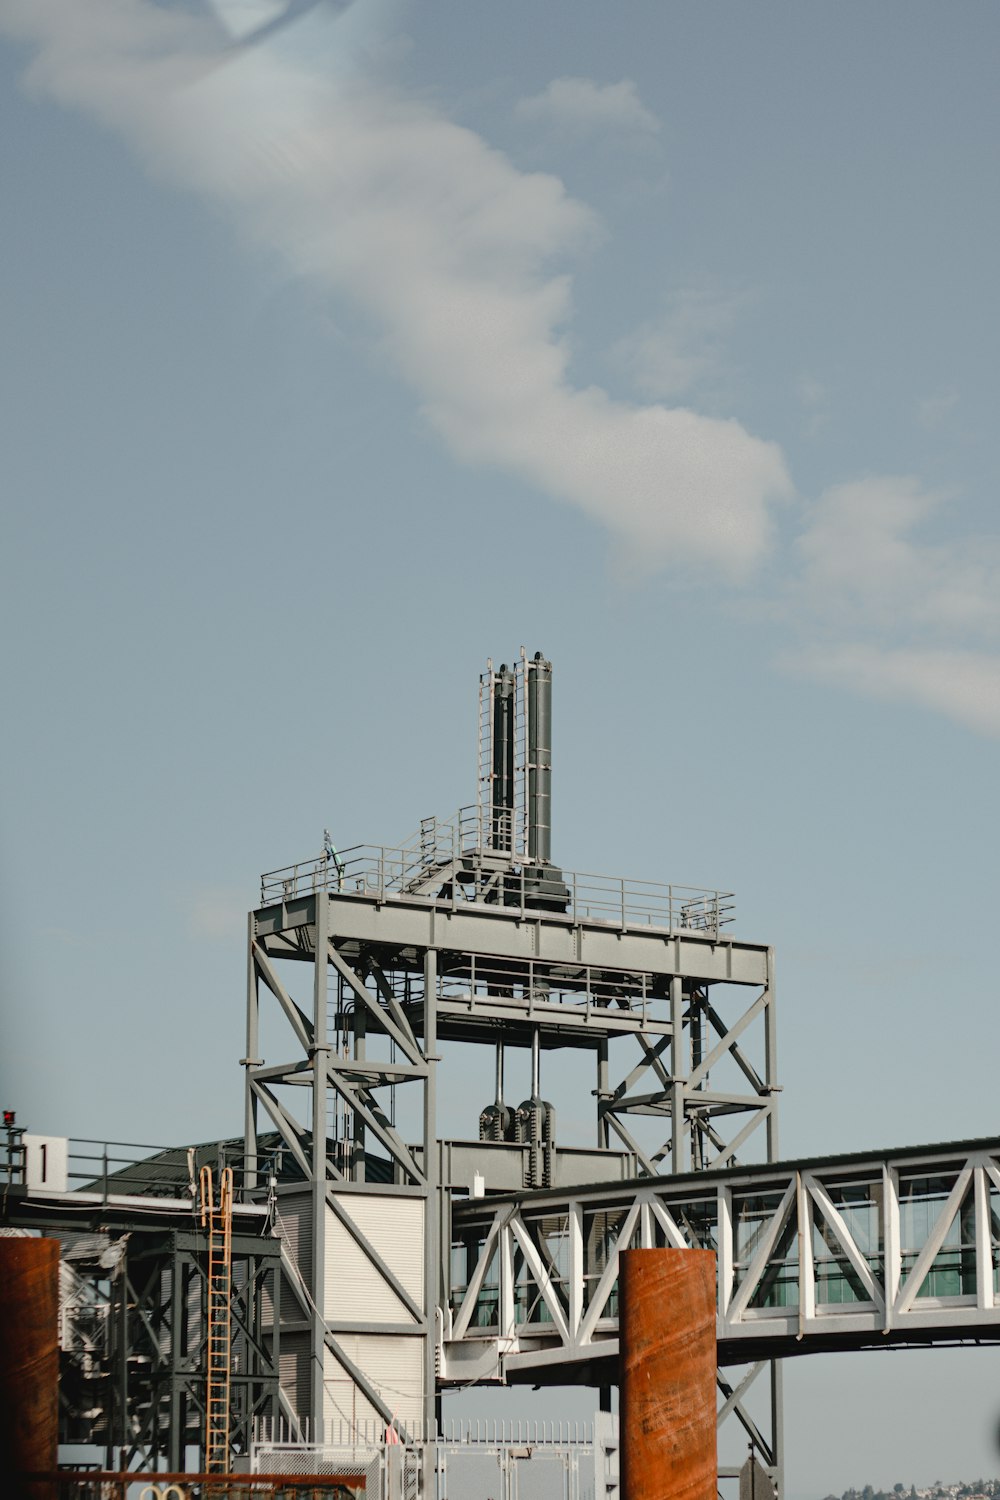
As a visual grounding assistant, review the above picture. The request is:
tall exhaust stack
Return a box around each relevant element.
[491,664,516,852]
[527,651,552,864]
[522,651,568,910]
[479,649,569,910]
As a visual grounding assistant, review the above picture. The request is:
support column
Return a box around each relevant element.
[422,945,439,1436]
[764,949,779,1161]
[310,893,330,1428]
[168,1252,184,1472]
[597,1039,610,1150]
[619,1249,716,1500]
[244,914,261,1191]
[0,1237,59,1499]
[422,946,439,1500]
[764,947,783,1498]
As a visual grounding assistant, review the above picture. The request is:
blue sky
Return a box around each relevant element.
[1,1,999,1489]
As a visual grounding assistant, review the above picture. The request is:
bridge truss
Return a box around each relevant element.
[444,1135,1000,1377]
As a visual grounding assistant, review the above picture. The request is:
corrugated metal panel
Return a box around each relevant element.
[327,1195,424,1313]
[323,1335,423,1433]
[324,1201,421,1325]
[231,1260,248,1373]
[279,1329,311,1423]
[277,1191,313,1292]
[261,1266,278,1325]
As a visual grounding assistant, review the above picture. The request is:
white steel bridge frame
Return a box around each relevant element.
[444,1135,1000,1378]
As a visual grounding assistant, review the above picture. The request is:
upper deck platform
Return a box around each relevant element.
[254,808,764,994]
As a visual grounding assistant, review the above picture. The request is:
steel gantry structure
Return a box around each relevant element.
[243,651,786,1488]
[1,1150,281,1471]
[10,651,998,1490]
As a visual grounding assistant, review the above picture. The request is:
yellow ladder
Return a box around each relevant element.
[200,1165,233,1473]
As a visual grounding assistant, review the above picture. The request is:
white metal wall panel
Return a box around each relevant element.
[261,1266,278,1324]
[323,1335,423,1433]
[324,1200,421,1325]
[329,1195,424,1310]
[276,1191,313,1294]
[279,1330,311,1423]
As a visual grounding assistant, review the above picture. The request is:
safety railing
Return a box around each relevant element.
[261,825,734,938]
[438,954,653,1014]
[251,1416,594,1448]
[2,1130,26,1187]
[250,1418,596,1500]
[7,1137,281,1206]
[69,1139,197,1199]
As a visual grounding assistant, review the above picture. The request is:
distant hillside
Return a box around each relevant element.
[824,1483,1000,1500]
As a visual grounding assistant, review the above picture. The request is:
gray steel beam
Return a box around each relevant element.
[254,894,769,986]
[309,885,329,1423]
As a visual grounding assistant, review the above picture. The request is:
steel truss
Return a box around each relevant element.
[245,892,440,1443]
[0,1194,280,1470]
[106,1226,280,1470]
[246,854,783,1488]
[444,1135,1000,1369]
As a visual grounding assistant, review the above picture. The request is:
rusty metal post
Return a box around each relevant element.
[620,1248,717,1500]
[0,1236,60,1499]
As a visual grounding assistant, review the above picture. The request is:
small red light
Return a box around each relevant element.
[2,1110,15,1127]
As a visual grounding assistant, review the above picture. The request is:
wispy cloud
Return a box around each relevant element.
[613,284,747,401]
[782,475,1000,736]
[793,477,1000,636]
[4,2,997,742]
[514,76,661,138]
[784,643,1000,739]
[0,2,791,576]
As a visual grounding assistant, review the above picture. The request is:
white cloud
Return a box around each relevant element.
[0,1,791,575]
[782,475,1000,737]
[614,284,746,400]
[515,76,660,137]
[794,476,1000,637]
[783,644,1000,740]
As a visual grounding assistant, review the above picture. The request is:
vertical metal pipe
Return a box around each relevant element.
[527,653,552,863]
[353,1005,367,1181]
[496,1042,505,1106]
[0,1237,59,1497]
[619,1249,717,1500]
[492,666,516,851]
[244,913,260,1192]
[531,1028,540,1100]
[670,976,686,1173]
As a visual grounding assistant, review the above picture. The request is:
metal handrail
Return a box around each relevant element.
[261,829,734,938]
[42,1139,281,1206]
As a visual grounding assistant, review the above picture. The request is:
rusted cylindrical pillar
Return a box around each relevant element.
[620,1248,717,1500]
[0,1237,60,1497]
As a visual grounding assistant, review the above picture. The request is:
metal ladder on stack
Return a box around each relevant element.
[199,1164,233,1473]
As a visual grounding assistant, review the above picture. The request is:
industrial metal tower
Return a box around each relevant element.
[244,650,782,1486]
